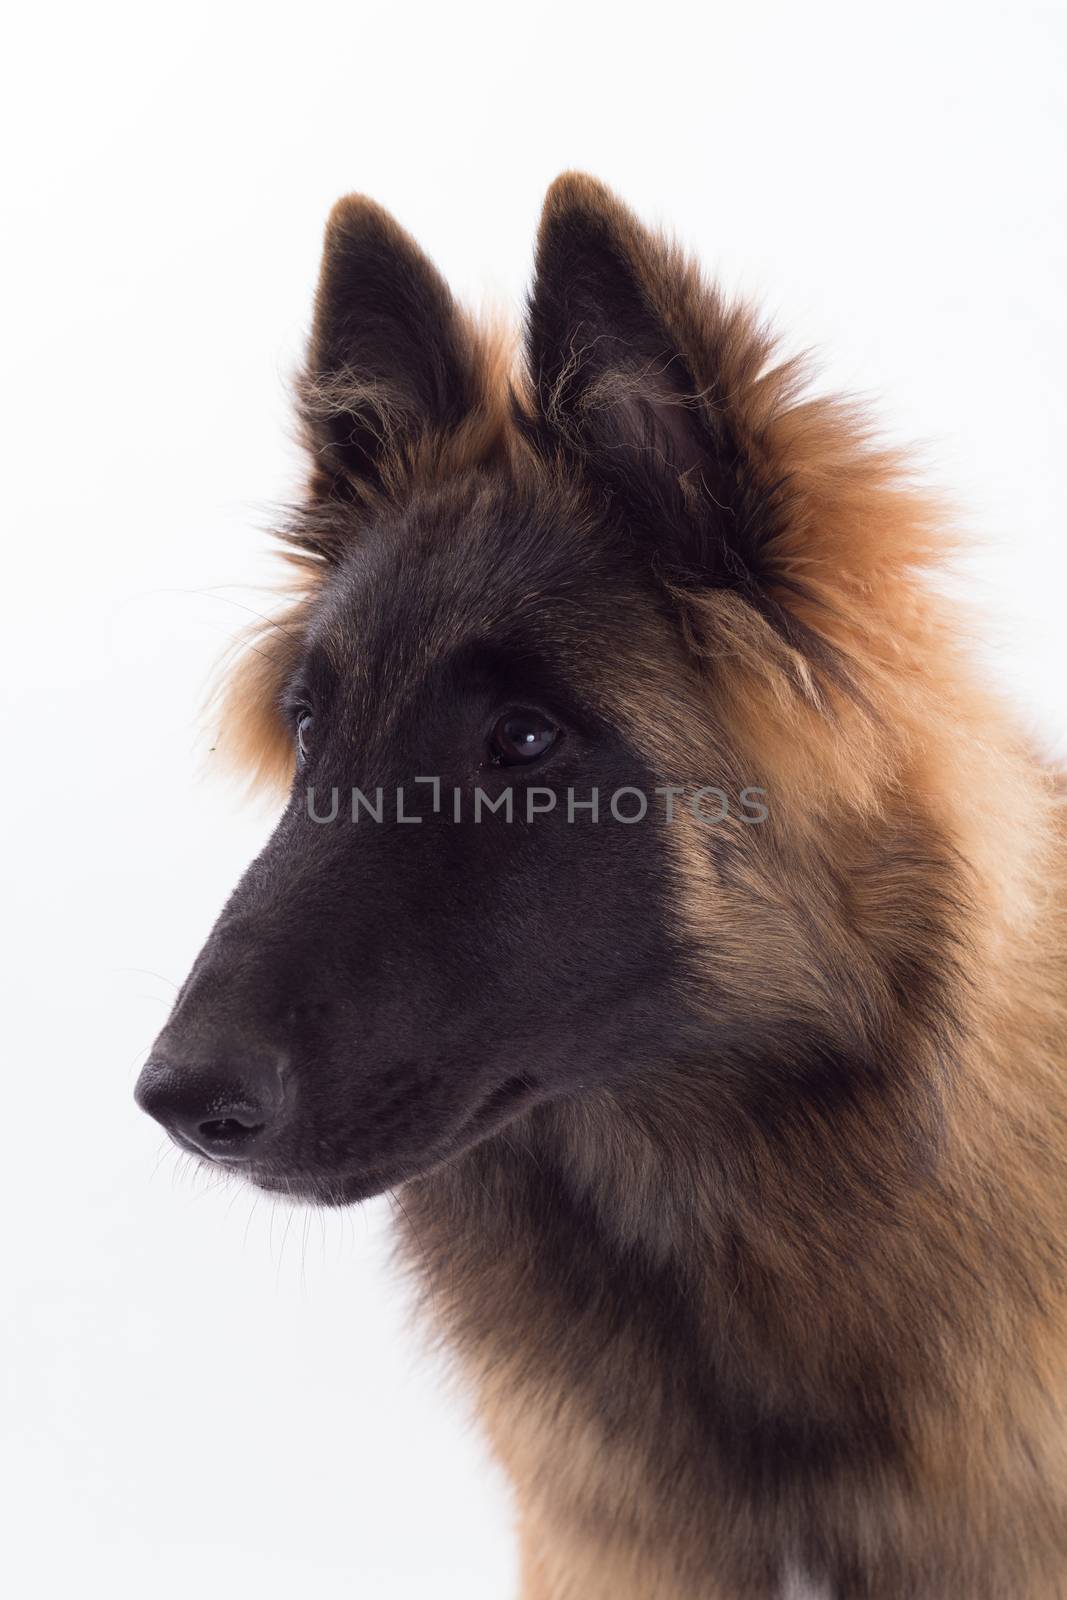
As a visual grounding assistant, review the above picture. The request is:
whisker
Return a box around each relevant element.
[276,1189,297,1288]
[111,967,180,990]
[150,1138,175,1182]
[127,1037,158,1074]
[173,588,304,645]
[242,1196,260,1253]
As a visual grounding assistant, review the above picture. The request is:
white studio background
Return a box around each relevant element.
[2,4,1065,1597]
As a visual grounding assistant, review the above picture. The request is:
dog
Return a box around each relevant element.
[136,174,1067,1597]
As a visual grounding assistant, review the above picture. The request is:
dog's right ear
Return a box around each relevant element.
[523,173,783,598]
[301,197,482,499]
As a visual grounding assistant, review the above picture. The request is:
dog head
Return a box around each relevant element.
[136,177,952,1204]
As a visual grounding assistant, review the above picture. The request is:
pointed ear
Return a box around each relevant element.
[526,174,780,594]
[301,196,482,497]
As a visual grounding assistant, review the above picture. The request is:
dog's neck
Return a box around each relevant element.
[398,998,1067,1594]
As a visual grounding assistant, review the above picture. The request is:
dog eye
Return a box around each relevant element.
[489,711,560,766]
[296,713,313,765]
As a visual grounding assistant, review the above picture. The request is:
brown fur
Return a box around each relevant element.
[215,176,1067,1597]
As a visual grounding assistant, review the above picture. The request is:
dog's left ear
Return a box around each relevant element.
[526,174,780,594]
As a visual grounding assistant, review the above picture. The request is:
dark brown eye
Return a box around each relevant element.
[296,713,313,765]
[489,710,560,766]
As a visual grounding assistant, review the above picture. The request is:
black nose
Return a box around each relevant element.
[134,1056,286,1161]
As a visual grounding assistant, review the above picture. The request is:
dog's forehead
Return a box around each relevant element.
[307,475,623,690]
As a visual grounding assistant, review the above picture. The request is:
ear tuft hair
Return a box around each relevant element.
[523,173,950,691]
